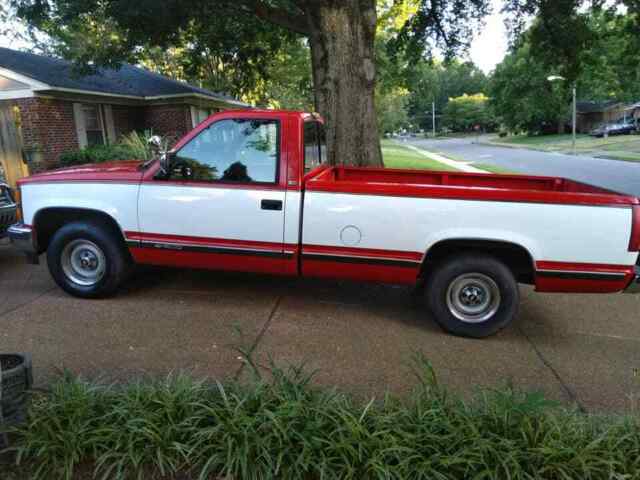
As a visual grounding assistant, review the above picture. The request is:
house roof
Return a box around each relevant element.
[0,47,247,105]
[576,100,622,114]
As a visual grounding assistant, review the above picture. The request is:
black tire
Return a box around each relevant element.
[46,221,131,298]
[425,254,519,338]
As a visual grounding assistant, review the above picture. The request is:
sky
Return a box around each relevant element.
[470,0,510,74]
[0,0,512,73]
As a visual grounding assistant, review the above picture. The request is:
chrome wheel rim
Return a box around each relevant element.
[61,239,106,286]
[446,273,501,323]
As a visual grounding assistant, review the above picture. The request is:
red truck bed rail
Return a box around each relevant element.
[306,166,639,208]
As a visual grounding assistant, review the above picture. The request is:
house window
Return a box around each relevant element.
[82,104,105,146]
[73,103,116,148]
[190,106,219,127]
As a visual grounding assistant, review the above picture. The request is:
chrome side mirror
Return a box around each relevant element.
[159,151,176,174]
[148,135,173,175]
[148,135,163,155]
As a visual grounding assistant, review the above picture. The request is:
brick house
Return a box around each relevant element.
[0,47,247,178]
[575,101,626,133]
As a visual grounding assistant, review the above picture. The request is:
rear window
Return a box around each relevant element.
[304,121,327,173]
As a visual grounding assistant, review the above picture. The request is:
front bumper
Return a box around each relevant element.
[625,266,640,294]
[0,203,17,238]
[7,223,39,264]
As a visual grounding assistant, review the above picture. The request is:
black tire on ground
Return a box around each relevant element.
[46,221,131,298]
[425,253,519,338]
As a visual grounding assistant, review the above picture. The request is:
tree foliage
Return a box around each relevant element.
[12,0,494,105]
[490,7,640,133]
[405,60,488,129]
[490,41,569,133]
[442,93,493,132]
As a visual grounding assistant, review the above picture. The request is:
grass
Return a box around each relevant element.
[2,356,640,480]
[490,133,640,162]
[383,140,514,175]
[382,139,456,171]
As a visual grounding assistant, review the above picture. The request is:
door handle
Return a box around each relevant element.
[261,199,283,211]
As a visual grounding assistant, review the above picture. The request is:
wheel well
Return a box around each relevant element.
[421,239,536,284]
[33,208,126,253]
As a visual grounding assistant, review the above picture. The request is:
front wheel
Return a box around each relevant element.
[47,221,131,298]
[425,254,519,338]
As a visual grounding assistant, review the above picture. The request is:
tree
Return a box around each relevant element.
[14,0,492,167]
[490,6,640,134]
[577,11,640,103]
[442,93,492,132]
[405,60,488,130]
[490,41,569,133]
[377,88,410,134]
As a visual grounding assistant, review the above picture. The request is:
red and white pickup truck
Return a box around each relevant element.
[9,110,640,337]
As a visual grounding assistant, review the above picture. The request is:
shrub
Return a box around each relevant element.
[3,358,640,480]
[119,130,159,161]
[58,144,140,167]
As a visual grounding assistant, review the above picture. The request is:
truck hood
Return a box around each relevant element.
[18,160,145,185]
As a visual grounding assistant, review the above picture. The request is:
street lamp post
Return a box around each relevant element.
[547,75,577,154]
[432,101,436,138]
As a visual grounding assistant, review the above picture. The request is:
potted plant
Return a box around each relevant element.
[0,354,33,447]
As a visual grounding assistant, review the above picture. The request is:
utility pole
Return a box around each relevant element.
[432,101,436,138]
[572,84,577,154]
[548,75,577,154]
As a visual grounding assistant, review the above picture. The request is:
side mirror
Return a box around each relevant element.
[148,135,163,155]
[159,151,176,175]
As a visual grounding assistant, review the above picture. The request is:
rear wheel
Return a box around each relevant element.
[425,254,519,338]
[47,221,131,298]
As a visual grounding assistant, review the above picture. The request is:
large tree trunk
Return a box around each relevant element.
[305,1,383,167]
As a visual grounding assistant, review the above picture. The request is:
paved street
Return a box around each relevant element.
[1,241,640,413]
[406,136,640,196]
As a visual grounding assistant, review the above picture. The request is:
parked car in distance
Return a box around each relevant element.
[9,109,640,338]
[590,119,637,137]
[0,183,17,239]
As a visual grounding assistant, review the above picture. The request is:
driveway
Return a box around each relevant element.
[405,137,640,196]
[1,241,640,413]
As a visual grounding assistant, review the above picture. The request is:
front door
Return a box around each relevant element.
[0,105,29,188]
[134,117,288,274]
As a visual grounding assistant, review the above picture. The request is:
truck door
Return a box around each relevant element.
[134,117,288,274]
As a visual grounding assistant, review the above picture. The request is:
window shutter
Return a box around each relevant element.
[103,105,116,143]
[189,106,198,128]
[73,103,87,148]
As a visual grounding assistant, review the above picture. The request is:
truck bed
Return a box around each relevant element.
[306,166,639,207]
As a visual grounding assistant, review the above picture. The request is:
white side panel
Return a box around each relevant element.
[283,191,301,247]
[22,183,140,232]
[139,184,286,244]
[303,192,637,266]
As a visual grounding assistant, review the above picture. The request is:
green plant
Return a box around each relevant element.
[58,144,139,167]
[118,130,159,162]
[4,357,640,480]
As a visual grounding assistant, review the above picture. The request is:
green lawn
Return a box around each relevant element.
[381,140,456,171]
[490,133,640,162]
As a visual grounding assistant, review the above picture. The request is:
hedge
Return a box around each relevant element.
[58,144,140,167]
[2,358,639,480]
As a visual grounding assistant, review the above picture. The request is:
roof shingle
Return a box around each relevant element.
[0,47,243,104]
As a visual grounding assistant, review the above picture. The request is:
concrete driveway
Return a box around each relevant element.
[1,241,639,413]
[405,136,640,196]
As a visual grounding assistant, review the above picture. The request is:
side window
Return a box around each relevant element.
[172,119,279,183]
[304,121,321,173]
